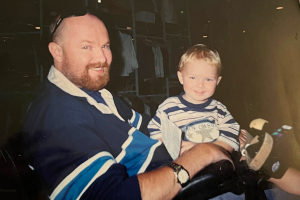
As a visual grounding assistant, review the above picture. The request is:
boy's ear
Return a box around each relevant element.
[48,42,63,63]
[217,76,222,85]
[177,71,184,85]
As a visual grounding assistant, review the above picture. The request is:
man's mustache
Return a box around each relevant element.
[86,62,110,69]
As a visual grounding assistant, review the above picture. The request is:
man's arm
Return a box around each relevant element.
[269,167,300,195]
[213,140,234,153]
[138,143,233,200]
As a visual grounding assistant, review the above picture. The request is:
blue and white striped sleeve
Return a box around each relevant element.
[216,102,240,151]
[148,107,163,140]
[50,153,141,200]
[24,100,143,200]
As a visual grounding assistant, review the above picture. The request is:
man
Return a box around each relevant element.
[23,11,233,200]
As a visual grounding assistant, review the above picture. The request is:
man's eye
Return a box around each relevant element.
[83,46,88,49]
[102,44,110,49]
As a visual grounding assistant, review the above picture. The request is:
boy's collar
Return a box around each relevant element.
[178,92,213,109]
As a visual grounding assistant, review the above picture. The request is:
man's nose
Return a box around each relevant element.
[93,48,107,63]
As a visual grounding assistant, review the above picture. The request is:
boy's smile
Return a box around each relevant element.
[177,59,222,104]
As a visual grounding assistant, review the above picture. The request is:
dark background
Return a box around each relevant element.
[0,0,300,199]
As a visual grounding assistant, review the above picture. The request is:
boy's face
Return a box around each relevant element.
[177,59,222,104]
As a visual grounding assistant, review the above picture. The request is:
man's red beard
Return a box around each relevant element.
[62,61,110,91]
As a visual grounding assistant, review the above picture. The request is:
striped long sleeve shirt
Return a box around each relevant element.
[148,93,240,151]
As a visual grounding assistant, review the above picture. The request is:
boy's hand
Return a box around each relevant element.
[180,141,197,155]
[239,129,248,149]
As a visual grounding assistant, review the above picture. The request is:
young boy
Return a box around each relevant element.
[148,44,239,155]
[148,44,300,198]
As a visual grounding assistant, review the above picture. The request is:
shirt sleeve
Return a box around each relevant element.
[215,102,240,151]
[111,93,152,137]
[148,106,163,140]
[24,95,142,200]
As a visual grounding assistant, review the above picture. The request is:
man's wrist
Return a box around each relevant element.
[166,162,190,188]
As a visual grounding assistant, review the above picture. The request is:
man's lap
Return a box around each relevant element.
[210,187,300,200]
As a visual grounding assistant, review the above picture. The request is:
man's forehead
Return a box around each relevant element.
[66,13,104,27]
[64,14,109,45]
[63,14,108,39]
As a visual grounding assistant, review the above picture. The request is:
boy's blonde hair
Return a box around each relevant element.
[178,44,222,75]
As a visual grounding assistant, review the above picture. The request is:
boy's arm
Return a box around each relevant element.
[216,108,240,151]
[148,108,164,140]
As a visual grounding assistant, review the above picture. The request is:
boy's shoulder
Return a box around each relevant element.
[158,96,182,109]
[207,98,228,110]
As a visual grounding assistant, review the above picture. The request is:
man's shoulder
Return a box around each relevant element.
[24,80,95,132]
[27,80,90,122]
[32,80,84,108]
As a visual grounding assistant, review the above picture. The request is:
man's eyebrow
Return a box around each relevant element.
[81,40,110,45]
[81,40,94,44]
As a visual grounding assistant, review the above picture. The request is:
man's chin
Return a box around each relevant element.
[82,79,109,91]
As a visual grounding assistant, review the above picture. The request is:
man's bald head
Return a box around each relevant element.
[49,12,102,44]
[48,13,112,91]
[49,16,67,44]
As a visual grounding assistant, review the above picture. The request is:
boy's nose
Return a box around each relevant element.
[197,80,205,87]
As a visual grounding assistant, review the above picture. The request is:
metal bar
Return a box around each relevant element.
[115,27,133,31]
[33,45,39,76]
[166,33,189,38]
[5,111,10,135]
[161,2,166,43]
[208,9,213,48]
[226,1,232,52]
[166,77,169,97]
[139,94,166,97]
[0,91,34,96]
[40,0,43,39]
[136,35,164,40]
[96,0,99,10]
[40,65,44,83]
[0,31,40,36]
[117,90,136,94]
[186,0,192,45]
[130,0,139,96]
[167,40,172,77]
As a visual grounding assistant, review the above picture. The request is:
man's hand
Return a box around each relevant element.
[138,143,233,200]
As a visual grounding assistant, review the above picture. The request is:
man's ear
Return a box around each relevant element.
[217,76,222,85]
[177,71,184,85]
[48,42,63,63]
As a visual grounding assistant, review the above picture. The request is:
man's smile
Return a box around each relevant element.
[88,65,107,75]
[90,67,104,73]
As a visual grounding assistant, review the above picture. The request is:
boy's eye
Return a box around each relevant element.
[189,77,195,79]
[206,78,212,81]
[83,46,88,49]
